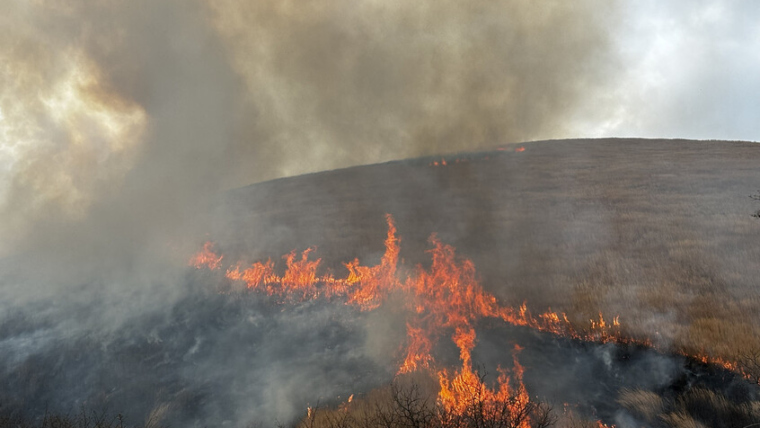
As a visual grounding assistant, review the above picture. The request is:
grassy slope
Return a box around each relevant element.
[216,138,760,361]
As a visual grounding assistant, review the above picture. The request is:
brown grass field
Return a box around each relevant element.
[216,138,760,365]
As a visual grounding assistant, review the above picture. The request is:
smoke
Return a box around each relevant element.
[0,0,623,425]
[0,0,620,257]
[1,1,235,266]
[208,0,619,178]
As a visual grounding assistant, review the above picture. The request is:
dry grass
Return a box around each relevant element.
[619,387,760,428]
[296,383,759,428]
[617,389,664,425]
[294,372,554,428]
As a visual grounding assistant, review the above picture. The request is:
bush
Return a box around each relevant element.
[296,372,555,428]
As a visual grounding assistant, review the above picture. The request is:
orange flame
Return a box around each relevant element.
[189,242,223,270]
[190,214,749,418]
[191,215,550,418]
[438,345,531,427]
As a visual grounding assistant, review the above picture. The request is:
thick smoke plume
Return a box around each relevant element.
[207,0,618,177]
[0,0,618,257]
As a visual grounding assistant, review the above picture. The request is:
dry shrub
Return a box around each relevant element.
[660,412,708,428]
[144,403,170,428]
[618,387,760,428]
[617,388,663,424]
[553,410,603,428]
[296,371,555,428]
[738,348,760,385]
[675,388,759,428]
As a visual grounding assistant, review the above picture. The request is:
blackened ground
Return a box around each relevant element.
[0,277,393,426]
[1,283,756,427]
[474,320,757,425]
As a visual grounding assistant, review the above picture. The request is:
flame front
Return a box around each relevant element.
[191,215,748,422]
[190,215,636,422]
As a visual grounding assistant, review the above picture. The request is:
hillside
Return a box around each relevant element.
[215,138,760,360]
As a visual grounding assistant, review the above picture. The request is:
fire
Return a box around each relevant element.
[280,249,321,299]
[438,346,530,427]
[190,214,749,420]
[343,214,399,309]
[429,147,526,167]
[399,323,435,373]
[191,215,551,420]
[189,242,224,270]
[431,157,458,166]
[222,214,400,307]
[685,352,744,378]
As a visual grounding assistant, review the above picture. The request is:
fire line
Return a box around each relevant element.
[190,214,750,421]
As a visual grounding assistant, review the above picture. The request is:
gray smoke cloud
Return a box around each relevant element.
[207,0,619,178]
[0,0,620,259]
[0,0,624,424]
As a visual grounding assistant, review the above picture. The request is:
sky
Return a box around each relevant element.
[592,1,760,141]
[0,0,758,258]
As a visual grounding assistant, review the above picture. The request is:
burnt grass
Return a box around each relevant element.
[474,320,758,425]
[0,281,394,427]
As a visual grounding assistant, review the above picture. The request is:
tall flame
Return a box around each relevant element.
[438,345,530,426]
